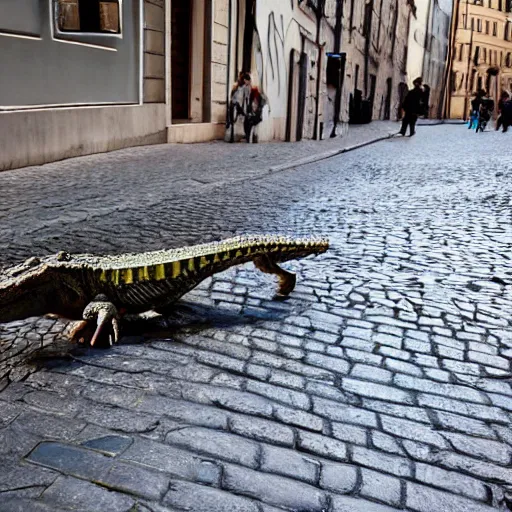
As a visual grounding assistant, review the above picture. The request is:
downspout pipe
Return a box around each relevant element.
[226,0,233,124]
[313,0,325,140]
[442,0,460,118]
[331,0,345,137]
[364,0,374,98]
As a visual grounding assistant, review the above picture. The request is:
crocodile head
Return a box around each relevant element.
[0,252,79,323]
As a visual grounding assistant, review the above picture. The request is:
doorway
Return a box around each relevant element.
[171,0,191,121]
[384,77,392,120]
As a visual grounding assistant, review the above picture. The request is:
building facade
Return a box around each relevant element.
[0,0,230,171]
[1,0,429,171]
[407,0,452,119]
[447,0,512,120]
[231,0,417,142]
[339,0,416,126]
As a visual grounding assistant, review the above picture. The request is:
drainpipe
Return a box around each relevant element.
[364,0,374,98]
[463,0,474,121]
[312,0,326,140]
[226,0,233,123]
[442,0,460,118]
[331,0,345,137]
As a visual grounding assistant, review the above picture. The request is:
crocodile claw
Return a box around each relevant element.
[82,295,119,347]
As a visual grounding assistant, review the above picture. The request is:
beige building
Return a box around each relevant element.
[447,0,512,119]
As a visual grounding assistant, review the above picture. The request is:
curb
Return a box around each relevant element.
[268,131,397,173]
[206,121,449,190]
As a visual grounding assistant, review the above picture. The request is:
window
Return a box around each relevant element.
[477,18,482,32]
[483,47,487,62]
[462,14,467,28]
[494,22,498,36]
[459,44,464,61]
[56,0,121,34]
[506,21,511,41]
[474,45,480,65]
[485,20,490,34]
[507,52,512,67]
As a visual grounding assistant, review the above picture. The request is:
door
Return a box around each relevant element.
[171,0,191,121]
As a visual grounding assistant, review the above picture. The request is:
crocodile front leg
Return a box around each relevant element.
[69,294,120,346]
[253,255,297,296]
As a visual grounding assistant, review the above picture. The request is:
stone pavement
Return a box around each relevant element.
[1,122,512,512]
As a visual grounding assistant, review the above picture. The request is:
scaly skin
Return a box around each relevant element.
[0,235,329,345]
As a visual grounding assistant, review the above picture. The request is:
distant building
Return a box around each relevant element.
[340,0,416,126]
[446,0,512,119]
[407,0,452,119]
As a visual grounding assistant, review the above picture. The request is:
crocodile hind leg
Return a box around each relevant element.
[253,255,297,296]
[70,295,120,346]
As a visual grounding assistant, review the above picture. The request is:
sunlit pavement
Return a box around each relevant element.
[1,123,511,511]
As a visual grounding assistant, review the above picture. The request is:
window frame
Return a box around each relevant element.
[54,0,123,38]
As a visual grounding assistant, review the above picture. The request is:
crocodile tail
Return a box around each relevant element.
[216,234,330,263]
[93,235,329,291]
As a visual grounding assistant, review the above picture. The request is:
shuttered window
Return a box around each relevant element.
[56,0,121,34]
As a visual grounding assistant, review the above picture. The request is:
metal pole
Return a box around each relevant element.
[463,7,474,121]
[442,0,460,118]
[331,0,344,137]
[313,0,325,140]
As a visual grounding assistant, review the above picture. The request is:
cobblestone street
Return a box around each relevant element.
[2,122,512,512]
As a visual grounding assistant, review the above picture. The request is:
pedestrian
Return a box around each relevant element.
[399,77,424,137]
[468,90,483,130]
[496,90,510,131]
[243,85,268,143]
[226,72,252,142]
[475,90,494,132]
[501,97,512,132]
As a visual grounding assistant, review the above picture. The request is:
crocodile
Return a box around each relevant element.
[0,235,329,346]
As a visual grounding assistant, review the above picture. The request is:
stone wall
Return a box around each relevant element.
[341,0,414,124]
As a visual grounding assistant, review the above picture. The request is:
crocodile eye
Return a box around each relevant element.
[24,257,40,267]
[56,251,71,262]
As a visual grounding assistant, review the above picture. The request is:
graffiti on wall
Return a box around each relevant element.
[266,12,286,99]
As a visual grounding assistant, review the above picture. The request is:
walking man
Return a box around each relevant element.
[399,77,424,137]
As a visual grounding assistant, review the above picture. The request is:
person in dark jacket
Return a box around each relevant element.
[501,97,512,132]
[399,77,424,136]
[496,90,510,131]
